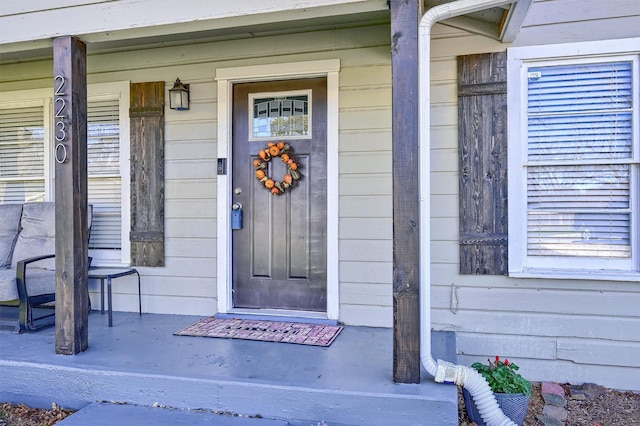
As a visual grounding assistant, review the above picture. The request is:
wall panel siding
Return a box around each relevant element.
[1,24,393,319]
[4,4,638,389]
[339,217,392,240]
[340,196,392,218]
[430,23,640,390]
[340,175,392,196]
[340,304,391,327]
[340,262,392,284]
[339,130,391,152]
[514,0,640,46]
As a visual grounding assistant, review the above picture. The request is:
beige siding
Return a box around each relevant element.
[514,0,640,46]
[0,23,394,324]
[2,0,640,391]
[429,22,640,390]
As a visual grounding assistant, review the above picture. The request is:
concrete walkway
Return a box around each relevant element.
[58,402,289,425]
[1,312,458,425]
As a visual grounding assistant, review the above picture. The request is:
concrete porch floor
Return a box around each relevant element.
[0,312,458,425]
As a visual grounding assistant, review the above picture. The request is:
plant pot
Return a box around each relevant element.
[462,388,530,426]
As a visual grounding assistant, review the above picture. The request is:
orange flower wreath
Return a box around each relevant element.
[253,141,302,195]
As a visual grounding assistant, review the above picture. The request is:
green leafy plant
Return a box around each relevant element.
[471,356,532,395]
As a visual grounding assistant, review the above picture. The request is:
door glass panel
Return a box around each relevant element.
[249,90,311,140]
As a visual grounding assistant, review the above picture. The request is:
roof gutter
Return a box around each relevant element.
[419,1,520,425]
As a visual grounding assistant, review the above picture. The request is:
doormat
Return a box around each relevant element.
[174,317,343,347]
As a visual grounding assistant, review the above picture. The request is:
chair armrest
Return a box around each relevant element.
[15,254,55,302]
[16,254,55,270]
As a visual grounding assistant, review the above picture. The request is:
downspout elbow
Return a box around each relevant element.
[417,0,518,379]
[418,2,520,425]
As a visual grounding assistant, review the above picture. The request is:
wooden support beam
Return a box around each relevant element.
[390,0,421,383]
[53,36,89,355]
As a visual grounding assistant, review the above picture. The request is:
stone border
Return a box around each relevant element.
[538,382,567,426]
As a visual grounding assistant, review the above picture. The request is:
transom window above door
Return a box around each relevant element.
[249,90,311,140]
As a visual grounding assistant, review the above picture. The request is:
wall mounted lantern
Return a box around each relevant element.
[169,78,190,110]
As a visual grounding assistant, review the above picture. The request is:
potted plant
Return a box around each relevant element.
[463,356,532,426]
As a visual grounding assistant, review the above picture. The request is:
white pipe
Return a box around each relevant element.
[419,1,519,425]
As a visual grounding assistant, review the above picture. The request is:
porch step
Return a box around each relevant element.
[0,313,459,425]
[58,402,289,426]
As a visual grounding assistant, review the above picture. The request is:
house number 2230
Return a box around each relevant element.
[54,75,68,164]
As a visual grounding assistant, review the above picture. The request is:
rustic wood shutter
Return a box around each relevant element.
[130,82,165,267]
[458,52,508,275]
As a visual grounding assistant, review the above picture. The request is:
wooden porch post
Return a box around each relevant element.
[53,36,89,354]
[390,0,421,383]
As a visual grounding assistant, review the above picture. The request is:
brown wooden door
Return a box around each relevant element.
[231,78,327,312]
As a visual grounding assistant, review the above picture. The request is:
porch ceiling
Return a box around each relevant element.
[0,0,535,64]
[424,0,533,42]
[0,9,390,64]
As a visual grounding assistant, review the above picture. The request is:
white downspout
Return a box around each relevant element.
[419,1,519,425]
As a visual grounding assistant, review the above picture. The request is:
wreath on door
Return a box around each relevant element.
[253,141,302,195]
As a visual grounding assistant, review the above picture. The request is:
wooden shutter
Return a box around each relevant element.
[458,52,508,275]
[130,82,165,267]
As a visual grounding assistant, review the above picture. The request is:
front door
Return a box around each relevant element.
[231,78,327,312]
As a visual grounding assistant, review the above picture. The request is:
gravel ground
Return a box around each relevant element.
[2,382,639,425]
[459,382,640,426]
[0,402,74,426]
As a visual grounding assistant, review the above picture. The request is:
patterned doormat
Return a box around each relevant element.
[174,317,343,347]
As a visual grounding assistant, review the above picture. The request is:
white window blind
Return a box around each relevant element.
[0,106,46,203]
[526,61,634,260]
[88,98,122,250]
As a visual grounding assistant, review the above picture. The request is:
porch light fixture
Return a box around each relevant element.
[169,78,190,110]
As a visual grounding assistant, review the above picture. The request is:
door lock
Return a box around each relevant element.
[231,203,243,230]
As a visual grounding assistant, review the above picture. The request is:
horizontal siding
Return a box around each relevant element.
[3,8,639,390]
[433,310,640,342]
[340,304,392,327]
[340,261,392,284]
[165,180,215,200]
[339,240,392,262]
[429,25,640,390]
[339,130,391,152]
[340,175,392,196]
[524,0,640,26]
[515,16,640,45]
[514,0,640,45]
[0,24,394,320]
[339,217,392,240]
[455,354,640,392]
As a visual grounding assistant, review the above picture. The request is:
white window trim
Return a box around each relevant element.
[215,59,340,320]
[508,38,640,281]
[87,81,131,266]
[0,82,131,266]
[0,89,52,201]
[248,89,312,141]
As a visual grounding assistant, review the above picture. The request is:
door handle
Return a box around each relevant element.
[231,203,243,229]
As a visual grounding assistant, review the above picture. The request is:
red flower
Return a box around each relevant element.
[495,356,500,362]
[504,359,510,366]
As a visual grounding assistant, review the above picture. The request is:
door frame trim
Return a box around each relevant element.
[215,59,340,320]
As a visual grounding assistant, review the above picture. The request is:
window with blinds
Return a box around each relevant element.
[0,106,46,203]
[525,60,636,264]
[88,98,122,250]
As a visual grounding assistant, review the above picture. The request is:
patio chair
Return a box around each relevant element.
[0,202,92,333]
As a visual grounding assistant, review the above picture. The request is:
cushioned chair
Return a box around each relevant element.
[0,203,57,332]
[0,204,25,332]
[0,203,91,333]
